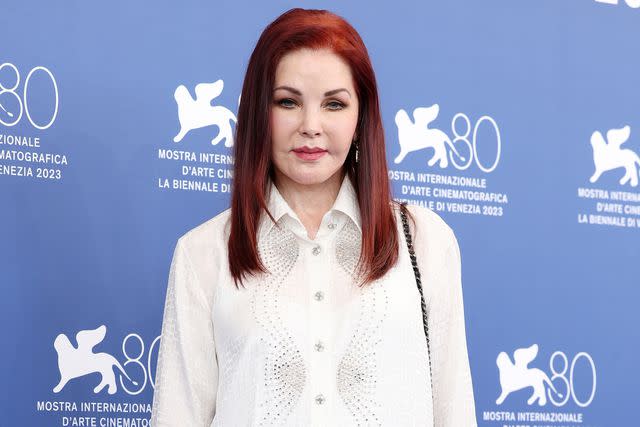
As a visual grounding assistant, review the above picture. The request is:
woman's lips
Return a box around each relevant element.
[293,147,327,161]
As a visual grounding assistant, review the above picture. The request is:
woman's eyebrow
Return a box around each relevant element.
[273,85,351,98]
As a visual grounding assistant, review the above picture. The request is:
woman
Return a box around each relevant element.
[151,8,476,427]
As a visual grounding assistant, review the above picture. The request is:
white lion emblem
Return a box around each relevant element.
[589,125,640,187]
[173,79,238,147]
[496,344,562,406]
[393,103,465,167]
[52,325,138,394]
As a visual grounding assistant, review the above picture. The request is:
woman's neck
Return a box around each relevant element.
[273,169,344,240]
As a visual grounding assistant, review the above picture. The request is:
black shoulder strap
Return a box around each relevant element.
[399,202,434,401]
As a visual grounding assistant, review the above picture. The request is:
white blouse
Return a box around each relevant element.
[150,175,477,427]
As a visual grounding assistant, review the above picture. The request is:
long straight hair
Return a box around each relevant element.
[229,7,406,288]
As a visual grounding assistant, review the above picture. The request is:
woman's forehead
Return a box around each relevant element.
[274,50,355,92]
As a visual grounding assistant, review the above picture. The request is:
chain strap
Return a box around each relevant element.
[399,201,434,401]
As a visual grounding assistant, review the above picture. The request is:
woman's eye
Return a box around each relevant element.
[326,101,345,110]
[275,99,345,110]
[277,98,296,108]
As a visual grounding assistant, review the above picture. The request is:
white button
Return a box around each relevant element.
[328,223,336,230]
[314,341,325,352]
[314,291,324,301]
[312,245,321,255]
[315,394,325,405]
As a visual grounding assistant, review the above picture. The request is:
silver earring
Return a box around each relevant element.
[354,140,359,163]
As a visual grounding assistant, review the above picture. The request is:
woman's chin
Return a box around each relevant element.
[286,170,340,187]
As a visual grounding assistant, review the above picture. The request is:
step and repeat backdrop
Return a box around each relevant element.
[2,1,638,426]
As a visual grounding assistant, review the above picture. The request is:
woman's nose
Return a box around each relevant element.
[299,107,322,137]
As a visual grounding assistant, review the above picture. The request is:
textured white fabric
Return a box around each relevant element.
[150,175,477,427]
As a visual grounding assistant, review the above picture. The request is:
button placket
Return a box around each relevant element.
[307,237,331,421]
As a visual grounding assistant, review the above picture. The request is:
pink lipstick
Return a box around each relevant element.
[292,146,327,161]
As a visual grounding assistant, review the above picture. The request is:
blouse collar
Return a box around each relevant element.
[259,174,362,238]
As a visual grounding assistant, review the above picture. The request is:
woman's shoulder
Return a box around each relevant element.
[394,201,458,247]
[176,207,232,255]
[395,201,463,283]
[163,209,231,309]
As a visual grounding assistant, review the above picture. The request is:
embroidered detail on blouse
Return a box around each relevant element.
[335,219,361,280]
[335,220,389,426]
[252,223,307,425]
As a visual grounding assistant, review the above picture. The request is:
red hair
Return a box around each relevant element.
[229,7,405,287]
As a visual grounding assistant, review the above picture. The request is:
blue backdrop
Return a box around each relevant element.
[2,1,639,425]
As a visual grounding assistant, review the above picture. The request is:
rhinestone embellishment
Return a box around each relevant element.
[253,224,307,425]
[335,221,360,280]
[335,220,387,426]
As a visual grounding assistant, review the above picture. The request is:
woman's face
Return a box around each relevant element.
[270,48,359,187]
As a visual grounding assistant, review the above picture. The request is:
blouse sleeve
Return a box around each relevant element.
[429,225,477,426]
[150,238,218,426]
